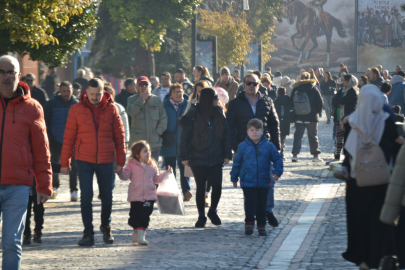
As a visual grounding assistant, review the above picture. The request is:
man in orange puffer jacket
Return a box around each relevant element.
[61,78,126,246]
[0,55,52,269]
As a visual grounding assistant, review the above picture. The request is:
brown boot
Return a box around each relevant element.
[183,191,192,202]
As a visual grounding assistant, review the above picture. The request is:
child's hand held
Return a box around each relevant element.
[167,166,173,173]
[272,174,279,181]
[233,182,238,188]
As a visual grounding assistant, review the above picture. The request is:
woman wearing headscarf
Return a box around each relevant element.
[179,88,232,228]
[342,84,404,269]
[331,74,358,161]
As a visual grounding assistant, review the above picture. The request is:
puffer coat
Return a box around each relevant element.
[0,82,52,195]
[231,135,283,188]
[61,91,126,167]
[119,159,167,202]
[226,91,281,152]
[179,104,232,167]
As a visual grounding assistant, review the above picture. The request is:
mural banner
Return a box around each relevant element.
[357,0,405,72]
[270,0,355,75]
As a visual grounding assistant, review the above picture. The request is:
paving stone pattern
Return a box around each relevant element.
[4,117,358,269]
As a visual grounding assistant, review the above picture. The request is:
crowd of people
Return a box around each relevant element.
[1,52,405,269]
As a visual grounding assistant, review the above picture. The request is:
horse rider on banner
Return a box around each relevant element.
[309,0,327,34]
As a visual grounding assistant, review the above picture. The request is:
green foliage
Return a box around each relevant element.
[89,5,138,78]
[0,0,98,67]
[198,9,253,67]
[104,0,202,51]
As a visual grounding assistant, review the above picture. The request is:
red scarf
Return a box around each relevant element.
[83,92,108,130]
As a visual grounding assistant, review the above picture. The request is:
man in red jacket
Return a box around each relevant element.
[61,78,126,246]
[0,55,52,269]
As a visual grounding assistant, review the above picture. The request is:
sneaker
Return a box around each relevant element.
[100,225,114,244]
[205,195,210,207]
[183,191,192,202]
[333,166,349,181]
[195,216,207,228]
[292,154,298,162]
[33,232,42,243]
[258,226,268,236]
[266,211,279,227]
[312,155,323,162]
[50,188,58,199]
[78,232,95,246]
[23,234,31,245]
[245,224,254,235]
[71,191,78,202]
[207,210,221,226]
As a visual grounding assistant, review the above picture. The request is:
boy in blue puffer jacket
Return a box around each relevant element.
[231,118,283,236]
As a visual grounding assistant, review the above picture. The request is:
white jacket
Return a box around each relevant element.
[114,102,130,144]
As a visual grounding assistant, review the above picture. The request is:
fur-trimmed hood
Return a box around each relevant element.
[292,79,317,89]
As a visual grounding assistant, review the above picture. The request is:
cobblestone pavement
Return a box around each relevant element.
[5,117,358,269]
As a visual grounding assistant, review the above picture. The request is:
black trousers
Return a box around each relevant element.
[24,193,44,236]
[242,187,269,226]
[128,201,154,229]
[190,164,223,214]
[50,140,78,192]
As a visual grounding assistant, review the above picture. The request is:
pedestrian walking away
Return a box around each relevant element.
[290,72,323,162]
[179,87,232,228]
[118,141,172,245]
[0,55,52,269]
[60,78,126,246]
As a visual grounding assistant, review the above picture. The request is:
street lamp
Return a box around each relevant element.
[240,0,249,78]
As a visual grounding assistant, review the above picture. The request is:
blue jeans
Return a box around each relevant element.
[76,161,114,234]
[0,185,30,270]
[266,180,275,213]
[163,156,190,193]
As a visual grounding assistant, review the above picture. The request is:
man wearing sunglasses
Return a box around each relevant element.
[227,73,281,228]
[127,76,167,161]
[21,74,48,108]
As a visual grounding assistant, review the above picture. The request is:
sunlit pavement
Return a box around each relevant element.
[8,116,356,269]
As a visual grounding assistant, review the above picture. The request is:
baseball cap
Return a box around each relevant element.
[137,76,150,84]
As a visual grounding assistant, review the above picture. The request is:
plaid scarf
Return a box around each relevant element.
[170,98,184,111]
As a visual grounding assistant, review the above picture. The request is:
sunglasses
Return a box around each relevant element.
[139,83,149,87]
[25,80,33,83]
[246,81,259,86]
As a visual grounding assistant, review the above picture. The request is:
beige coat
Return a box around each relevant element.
[215,77,239,101]
[127,93,167,151]
[380,145,405,226]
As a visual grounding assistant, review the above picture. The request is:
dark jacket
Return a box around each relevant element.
[199,76,214,87]
[231,135,283,188]
[43,72,59,99]
[30,86,48,108]
[115,89,136,127]
[115,90,135,110]
[290,80,323,123]
[226,91,281,152]
[44,94,78,144]
[73,77,89,93]
[331,87,358,120]
[267,85,278,100]
[274,95,294,136]
[320,80,337,96]
[160,94,189,158]
[372,76,384,87]
[179,104,232,167]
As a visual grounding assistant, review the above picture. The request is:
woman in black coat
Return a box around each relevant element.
[179,87,232,228]
[331,74,358,160]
